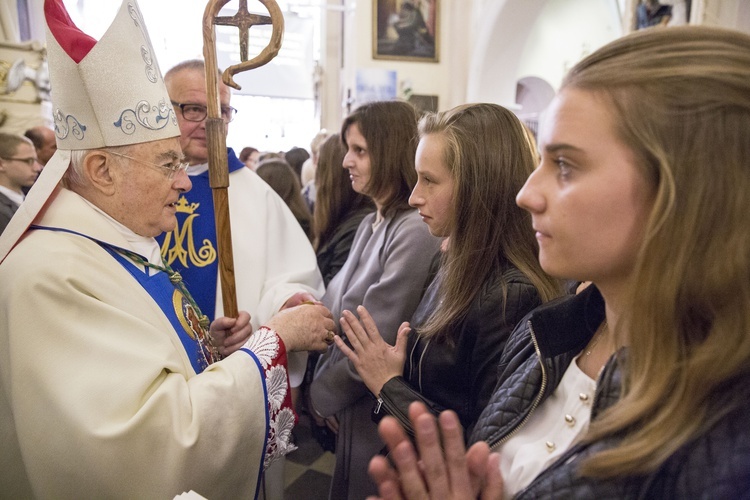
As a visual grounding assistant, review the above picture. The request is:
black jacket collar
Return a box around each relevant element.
[529,284,606,359]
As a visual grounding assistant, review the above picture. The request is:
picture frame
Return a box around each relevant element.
[373,0,439,63]
[408,94,438,115]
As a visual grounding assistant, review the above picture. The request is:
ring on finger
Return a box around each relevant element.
[324,330,335,345]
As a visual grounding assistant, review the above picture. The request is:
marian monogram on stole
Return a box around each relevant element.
[160,197,217,267]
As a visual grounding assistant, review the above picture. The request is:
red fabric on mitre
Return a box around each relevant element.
[44,0,97,64]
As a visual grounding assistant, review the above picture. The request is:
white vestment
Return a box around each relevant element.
[219,164,324,325]
[161,161,325,386]
[0,189,283,499]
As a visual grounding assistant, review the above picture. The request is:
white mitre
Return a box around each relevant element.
[0,0,178,263]
[46,0,177,148]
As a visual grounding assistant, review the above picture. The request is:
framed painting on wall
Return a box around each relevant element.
[408,94,438,115]
[373,0,439,62]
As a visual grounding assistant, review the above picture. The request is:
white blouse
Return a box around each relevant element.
[498,354,596,497]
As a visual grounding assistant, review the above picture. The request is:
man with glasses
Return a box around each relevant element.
[0,1,335,497]
[0,133,42,235]
[163,61,326,496]
[162,59,324,383]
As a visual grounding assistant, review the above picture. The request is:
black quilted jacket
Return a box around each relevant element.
[470,286,750,498]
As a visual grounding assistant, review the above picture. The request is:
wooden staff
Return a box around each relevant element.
[202,0,284,318]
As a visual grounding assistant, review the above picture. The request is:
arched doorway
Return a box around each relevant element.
[515,75,555,138]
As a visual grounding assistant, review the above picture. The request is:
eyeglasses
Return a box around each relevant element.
[171,101,237,123]
[107,151,189,180]
[1,157,38,166]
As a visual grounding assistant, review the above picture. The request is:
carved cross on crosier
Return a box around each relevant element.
[213,0,272,62]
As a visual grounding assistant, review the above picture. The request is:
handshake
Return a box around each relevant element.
[208,292,337,357]
[266,296,337,352]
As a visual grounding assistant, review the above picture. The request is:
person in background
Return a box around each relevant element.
[161,58,323,334]
[0,133,42,234]
[301,129,330,211]
[0,1,335,497]
[284,145,310,181]
[239,145,259,170]
[369,25,750,499]
[636,0,672,29]
[310,100,442,500]
[256,158,313,241]
[301,130,329,187]
[335,103,562,443]
[24,125,57,167]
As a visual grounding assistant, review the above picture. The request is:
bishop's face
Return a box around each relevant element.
[108,137,192,237]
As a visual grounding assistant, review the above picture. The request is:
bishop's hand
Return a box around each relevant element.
[266,303,335,352]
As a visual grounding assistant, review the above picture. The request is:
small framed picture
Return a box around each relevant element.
[373,0,439,62]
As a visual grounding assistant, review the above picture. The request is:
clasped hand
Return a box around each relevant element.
[368,402,504,500]
[334,305,411,396]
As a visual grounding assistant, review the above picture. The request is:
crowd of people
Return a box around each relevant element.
[1,0,748,498]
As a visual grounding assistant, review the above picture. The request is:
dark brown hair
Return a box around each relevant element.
[256,159,312,240]
[239,146,258,163]
[312,133,374,250]
[341,100,418,216]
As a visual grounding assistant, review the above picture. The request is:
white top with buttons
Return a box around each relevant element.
[498,354,596,498]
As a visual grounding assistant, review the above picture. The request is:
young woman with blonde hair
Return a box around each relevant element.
[368,25,750,499]
[335,103,561,439]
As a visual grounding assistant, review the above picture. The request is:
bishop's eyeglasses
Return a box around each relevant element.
[107,151,189,180]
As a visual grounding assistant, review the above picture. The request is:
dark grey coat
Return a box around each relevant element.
[0,191,20,236]
[311,208,441,500]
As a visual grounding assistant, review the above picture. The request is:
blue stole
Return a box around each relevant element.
[155,148,245,323]
[105,249,214,374]
[31,225,213,374]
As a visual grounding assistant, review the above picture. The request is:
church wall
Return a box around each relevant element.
[467,0,621,109]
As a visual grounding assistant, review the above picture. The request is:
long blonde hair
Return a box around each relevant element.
[417,104,561,341]
[566,26,750,477]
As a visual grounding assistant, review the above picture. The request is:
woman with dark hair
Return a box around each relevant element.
[255,158,313,241]
[310,101,441,500]
[238,146,259,169]
[335,103,562,441]
[312,133,375,285]
[303,133,375,451]
[368,25,750,499]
